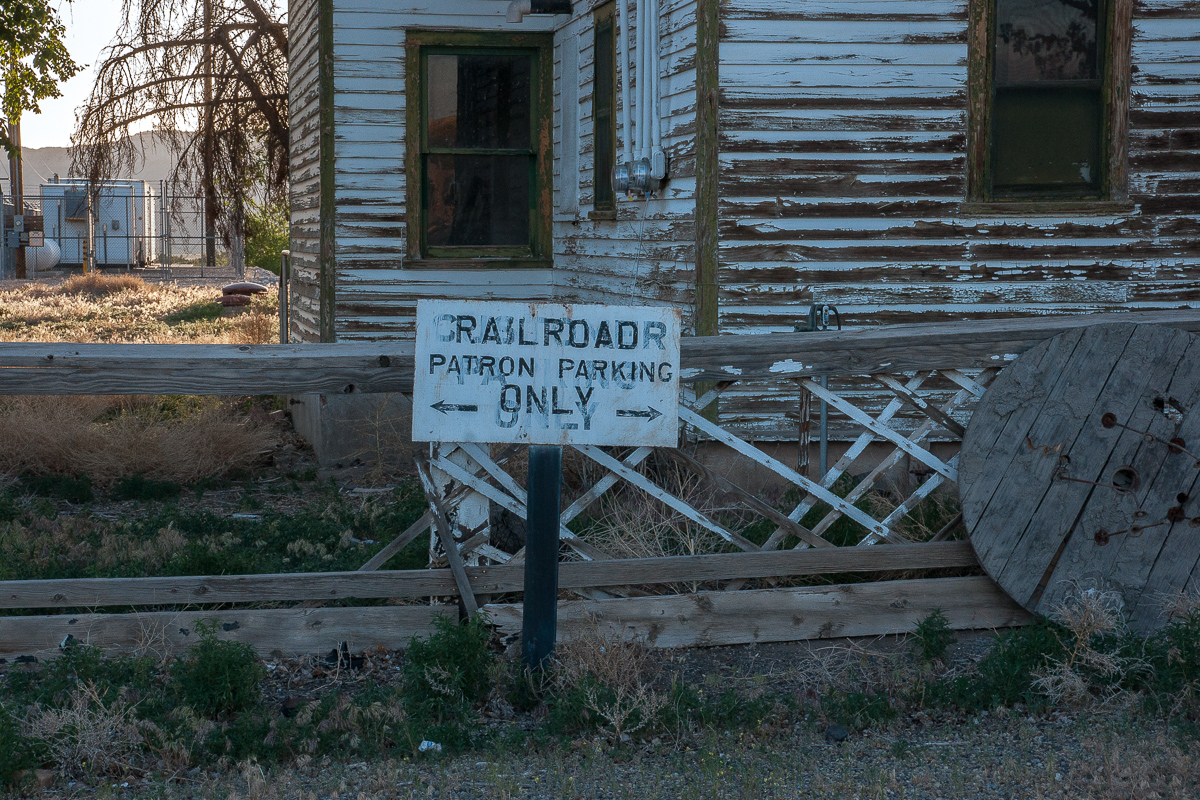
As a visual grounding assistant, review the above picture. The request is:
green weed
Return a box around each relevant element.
[912,609,956,664]
[164,301,224,325]
[171,622,266,718]
[112,473,182,502]
[400,613,495,750]
[21,472,94,504]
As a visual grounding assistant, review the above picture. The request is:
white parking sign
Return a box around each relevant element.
[412,300,680,446]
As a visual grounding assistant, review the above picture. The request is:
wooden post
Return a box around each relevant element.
[522,445,562,671]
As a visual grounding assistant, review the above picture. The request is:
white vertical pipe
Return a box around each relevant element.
[638,0,649,160]
[650,0,661,153]
[618,0,633,165]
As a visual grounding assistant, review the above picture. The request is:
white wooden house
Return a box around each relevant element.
[287,0,1200,440]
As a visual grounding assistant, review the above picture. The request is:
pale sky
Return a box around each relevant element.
[21,0,127,149]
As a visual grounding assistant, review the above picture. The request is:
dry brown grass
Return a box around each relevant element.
[0,273,278,344]
[0,276,281,486]
[22,683,144,778]
[1069,731,1200,799]
[551,622,668,742]
[0,395,274,486]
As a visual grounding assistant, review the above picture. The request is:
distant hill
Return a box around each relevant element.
[6,131,185,194]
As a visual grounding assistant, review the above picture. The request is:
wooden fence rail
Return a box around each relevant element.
[0,541,978,609]
[2,309,1199,395]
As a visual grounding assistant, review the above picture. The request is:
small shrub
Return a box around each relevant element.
[928,617,1068,712]
[112,473,182,502]
[0,702,35,784]
[171,622,266,718]
[164,301,224,325]
[824,689,897,731]
[244,200,289,275]
[1143,606,1200,713]
[21,472,94,503]
[23,682,143,777]
[912,609,956,664]
[400,613,494,749]
[549,626,667,742]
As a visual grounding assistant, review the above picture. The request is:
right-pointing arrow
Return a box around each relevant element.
[616,406,662,421]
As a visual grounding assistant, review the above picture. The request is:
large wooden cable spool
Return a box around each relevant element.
[959,323,1200,632]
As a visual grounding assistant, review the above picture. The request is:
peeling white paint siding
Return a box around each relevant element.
[312,0,700,342]
[287,0,324,343]
[715,0,1200,437]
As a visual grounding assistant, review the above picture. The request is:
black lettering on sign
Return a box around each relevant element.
[519,317,537,346]
[552,386,573,415]
[559,358,574,379]
[429,354,446,374]
[497,385,520,428]
[518,358,535,377]
[658,362,673,382]
[527,386,547,415]
[595,321,614,349]
[446,356,461,376]
[543,318,564,345]
[644,321,666,349]
[568,320,590,348]
[455,315,477,344]
[617,321,638,350]
[638,362,655,382]
[499,356,515,376]
[435,314,456,342]
[479,355,496,376]
[576,386,595,430]
[481,317,502,344]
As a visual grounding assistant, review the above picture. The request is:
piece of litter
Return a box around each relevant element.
[418,740,442,753]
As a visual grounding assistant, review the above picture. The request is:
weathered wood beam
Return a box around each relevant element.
[0,605,451,660]
[0,542,979,609]
[484,576,1031,648]
[2,310,1198,395]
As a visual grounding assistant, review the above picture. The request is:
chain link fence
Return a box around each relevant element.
[1,181,244,280]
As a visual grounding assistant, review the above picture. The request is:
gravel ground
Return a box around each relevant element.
[10,633,1199,800]
[20,711,1198,800]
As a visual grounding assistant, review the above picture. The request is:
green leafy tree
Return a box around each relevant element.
[0,0,81,157]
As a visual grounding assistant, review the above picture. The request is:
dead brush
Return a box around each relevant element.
[1068,731,1200,800]
[1032,589,1139,706]
[0,395,276,486]
[55,273,148,297]
[551,620,667,743]
[22,682,144,777]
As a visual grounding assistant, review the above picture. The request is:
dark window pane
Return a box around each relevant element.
[427,54,532,149]
[425,154,531,247]
[992,87,1101,190]
[995,0,1099,83]
[593,6,616,211]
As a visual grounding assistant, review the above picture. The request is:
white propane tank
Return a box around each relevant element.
[26,239,63,272]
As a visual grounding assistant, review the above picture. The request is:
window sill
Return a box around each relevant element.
[403,257,552,270]
[958,200,1136,216]
[587,209,618,221]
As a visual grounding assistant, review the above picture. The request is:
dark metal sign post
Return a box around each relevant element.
[412,300,680,673]
[521,445,563,670]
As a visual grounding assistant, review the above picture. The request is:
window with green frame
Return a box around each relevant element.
[405,31,553,266]
[969,0,1131,202]
[592,3,617,215]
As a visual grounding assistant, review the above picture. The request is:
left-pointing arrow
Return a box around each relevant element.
[431,401,479,414]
